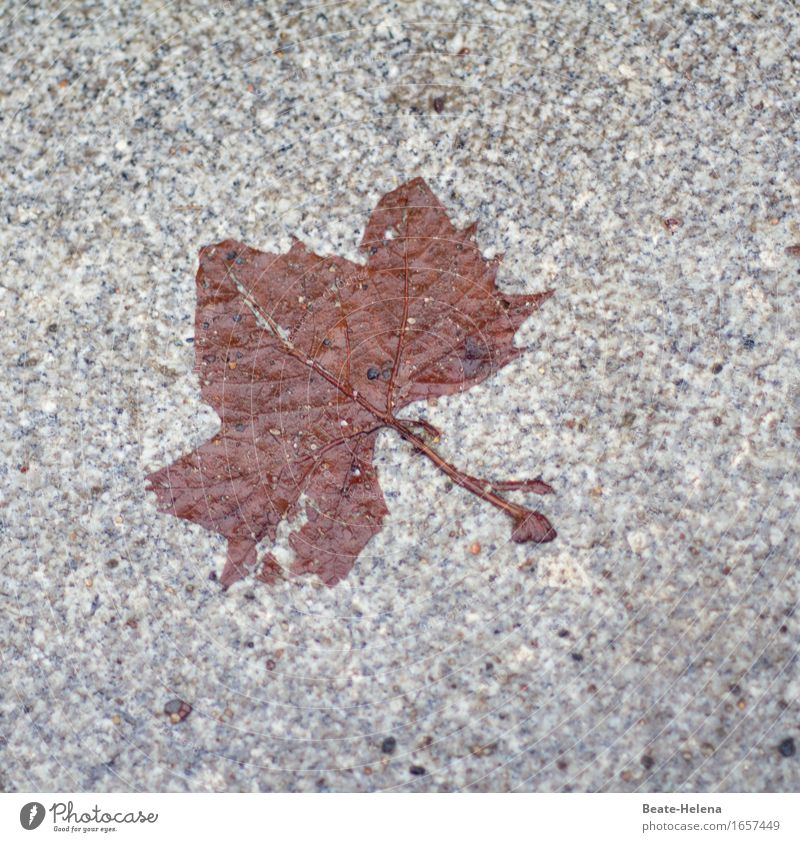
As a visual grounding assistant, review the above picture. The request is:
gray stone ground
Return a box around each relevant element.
[1,0,799,792]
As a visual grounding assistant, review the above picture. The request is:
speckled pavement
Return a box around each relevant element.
[2,0,799,792]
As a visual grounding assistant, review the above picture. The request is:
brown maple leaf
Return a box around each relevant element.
[146,177,557,588]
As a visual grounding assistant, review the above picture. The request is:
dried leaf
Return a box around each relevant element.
[146,178,556,588]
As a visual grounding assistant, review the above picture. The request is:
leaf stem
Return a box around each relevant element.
[392,420,531,522]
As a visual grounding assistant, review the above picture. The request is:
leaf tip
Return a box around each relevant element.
[220,538,259,589]
[256,553,283,585]
[405,175,429,189]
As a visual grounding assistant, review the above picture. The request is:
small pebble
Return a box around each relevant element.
[409,765,426,776]
[469,541,481,555]
[778,737,795,757]
[381,736,397,754]
[469,742,497,757]
[163,698,192,723]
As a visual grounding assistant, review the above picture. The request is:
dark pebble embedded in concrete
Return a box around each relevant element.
[163,698,192,723]
[381,736,397,754]
[778,737,795,757]
[409,765,426,776]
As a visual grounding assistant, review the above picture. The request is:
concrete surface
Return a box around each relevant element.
[1,0,799,791]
